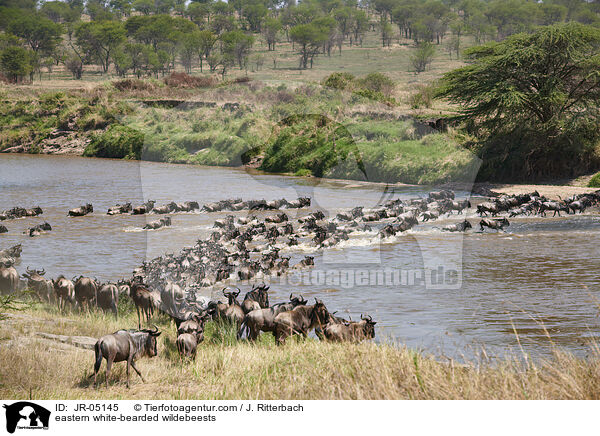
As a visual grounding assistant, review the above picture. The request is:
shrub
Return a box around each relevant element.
[83,125,144,159]
[322,72,356,90]
[233,76,252,83]
[112,79,155,92]
[408,84,435,109]
[588,172,600,188]
[163,72,217,88]
[356,72,395,97]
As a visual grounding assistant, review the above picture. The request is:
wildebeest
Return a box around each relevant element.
[286,197,311,209]
[241,283,270,314]
[107,202,132,215]
[294,256,314,269]
[143,216,171,230]
[151,202,177,214]
[129,281,157,328]
[273,298,329,345]
[132,200,155,215]
[539,201,569,217]
[92,325,161,388]
[22,267,53,302]
[52,275,75,311]
[442,220,472,232]
[429,190,455,200]
[0,225,7,234]
[0,261,18,294]
[218,288,245,326]
[480,218,510,232]
[449,199,471,214]
[68,203,93,217]
[176,333,201,359]
[26,222,52,237]
[237,294,307,341]
[96,283,119,318]
[74,276,98,312]
[321,314,377,343]
[476,202,500,217]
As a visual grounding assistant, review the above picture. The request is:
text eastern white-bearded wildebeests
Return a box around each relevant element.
[0,261,18,295]
[22,267,53,302]
[96,283,119,318]
[92,325,161,388]
[321,315,377,343]
[237,294,307,341]
[241,283,270,314]
[273,298,329,345]
[52,275,75,311]
[68,203,93,217]
[74,276,97,312]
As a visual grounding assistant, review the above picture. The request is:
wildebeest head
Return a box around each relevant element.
[140,325,161,357]
[360,314,377,339]
[223,287,241,305]
[23,266,45,279]
[290,293,308,306]
[246,283,270,308]
[312,298,329,325]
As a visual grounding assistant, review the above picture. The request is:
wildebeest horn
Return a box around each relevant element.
[26,266,34,273]
[38,268,45,275]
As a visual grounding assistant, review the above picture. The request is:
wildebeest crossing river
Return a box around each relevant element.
[1,154,600,361]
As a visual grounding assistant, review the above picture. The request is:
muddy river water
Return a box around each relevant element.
[2,154,599,361]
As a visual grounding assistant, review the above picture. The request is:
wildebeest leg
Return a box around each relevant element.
[136,306,141,329]
[105,357,113,388]
[130,360,145,383]
[93,344,103,388]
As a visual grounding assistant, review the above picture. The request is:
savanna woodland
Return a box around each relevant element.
[1,0,600,183]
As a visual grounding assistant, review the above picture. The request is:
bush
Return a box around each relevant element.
[322,72,356,90]
[112,79,155,92]
[83,125,144,159]
[356,72,395,97]
[408,84,435,109]
[588,172,600,188]
[164,72,217,88]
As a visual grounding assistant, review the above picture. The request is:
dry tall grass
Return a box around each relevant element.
[1,306,600,400]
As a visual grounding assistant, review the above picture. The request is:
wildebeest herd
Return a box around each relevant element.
[2,188,600,387]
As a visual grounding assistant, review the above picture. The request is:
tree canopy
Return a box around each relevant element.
[438,23,600,179]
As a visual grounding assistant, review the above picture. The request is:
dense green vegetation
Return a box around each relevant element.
[438,23,600,180]
[1,0,600,183]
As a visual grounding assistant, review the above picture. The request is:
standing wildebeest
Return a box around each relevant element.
[237,294,307,341]
[0,261,18,294]
[92,325,161,388]
[480,218,510,232]
[321,314,377,343]
[96,283,119,318]
[220,288,245,327]
[176,333,201,358]
[22,267,53,302]
[52,275,75,311]
[68,203,93,217]
[273,298,329,345]
[74,276,98,312]
[129,281,157,328]
[241,283,270,314]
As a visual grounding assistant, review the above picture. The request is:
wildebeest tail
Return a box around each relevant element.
[236,320,247,340]
[89,340,103,378]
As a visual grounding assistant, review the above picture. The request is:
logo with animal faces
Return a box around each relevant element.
[2,402,51,433]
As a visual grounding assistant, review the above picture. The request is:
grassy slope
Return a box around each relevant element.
[2,305,600,400]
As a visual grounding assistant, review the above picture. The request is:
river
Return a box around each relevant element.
[1,154,599,361]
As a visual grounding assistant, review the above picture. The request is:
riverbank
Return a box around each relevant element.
[1,306,600,400]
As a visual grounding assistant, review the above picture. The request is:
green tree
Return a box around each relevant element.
[410,41,435,72]
[262,16,281,51]
[75,20,126,73]
[221,30,254,69]
[0,46,35,82]
[437,23,600,179]
[289,22,328,69]
[7,13,63,56]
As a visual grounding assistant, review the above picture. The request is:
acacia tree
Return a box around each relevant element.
[289,22,327,69]
[75,20,126,73]
[437,23,600,179]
